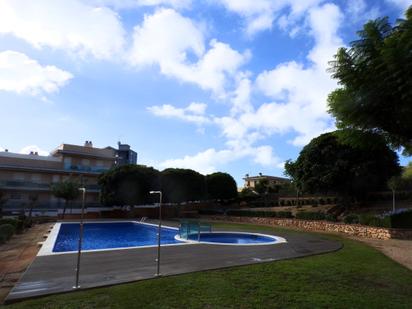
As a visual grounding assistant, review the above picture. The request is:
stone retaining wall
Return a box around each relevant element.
[206,216,412,240]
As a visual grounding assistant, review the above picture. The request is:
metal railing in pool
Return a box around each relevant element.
[178,220,211,241]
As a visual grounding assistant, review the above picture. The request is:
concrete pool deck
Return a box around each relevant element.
[5,220,342,303]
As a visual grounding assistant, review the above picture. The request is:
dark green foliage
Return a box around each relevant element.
[226,210,293,218]
[0,218,19,227]
[205,172,237,200]
[390,210,412,229]
[198,209,226,215]
[99,165,160,206]
[296,212,326,221]
[325,214,338,222]
[238,187,259,200]
[359,214,391,228]
[51,179,81,218]
[161,168,206,203]
[328,7,412,153]
[0,223,15,244]
[284,130,401,200]
[344,214,360,224]
[0,218,25,233]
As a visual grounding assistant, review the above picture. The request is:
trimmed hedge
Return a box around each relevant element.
[198,209,226,215]
[0,224,16,244]
[389,210,412,229]
[359,214,391,228]
[344,214,360,224]
[295,211,325,221]
[225,210,293,219]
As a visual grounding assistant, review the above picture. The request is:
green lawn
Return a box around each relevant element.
[5,223,412,309]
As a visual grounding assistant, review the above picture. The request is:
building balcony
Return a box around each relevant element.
[64,165,109,173]
[0,180,101,192]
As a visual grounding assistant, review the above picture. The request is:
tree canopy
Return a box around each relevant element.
[328,6,412,154]
[284,130,401,200]
[206,172,238,200]
[51,180,80,218]
[160,168,206,203]
[98,164,160,206]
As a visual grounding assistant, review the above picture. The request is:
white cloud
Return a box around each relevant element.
[93,0,192,9]
[157,144,282,174]
[129,8,250,96]
[385,0,412,11]
[150,3,344,174]
[147,102,211,124]
[19,145,49,156]
[0,0,125,60]
[250,3,342,145]
[216,0,323,36]
[0,51,73,96]
[345,0,381,24]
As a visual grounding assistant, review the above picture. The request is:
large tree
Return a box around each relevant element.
[99,165,160,206]
[51,180,80,219]
[206,172,237,200]
[160,168,206,203]
[328,6,412,153]
[284,130,401,203]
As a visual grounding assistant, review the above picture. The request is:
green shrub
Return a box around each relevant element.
[344,214,360,224]
[0,224,16,243]
[295,211,325,220]
[225,210,294,219]
[275,211,293,218]
[389,210,412,229]
[359,214,390,228]
[0,218,18,227]
[325,214,337,222]
[319,198,325,205]
[198,209,225,215]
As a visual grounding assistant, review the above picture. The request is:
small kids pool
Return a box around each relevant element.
[179,232,285,245]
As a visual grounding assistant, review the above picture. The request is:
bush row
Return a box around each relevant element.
[225,209,294,218]
[343,211,412,229]
[0,223,15,244]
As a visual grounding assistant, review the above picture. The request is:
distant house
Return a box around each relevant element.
[243,173,290,190]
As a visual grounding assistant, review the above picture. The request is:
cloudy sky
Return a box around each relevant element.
[0,0,410,184]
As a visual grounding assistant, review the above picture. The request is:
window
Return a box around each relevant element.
[52,175,60,183]
[13,173,25,181]
[10,193,22,200]
[82,159,90,166]
[31,174,41,183]
[64,157,72,169]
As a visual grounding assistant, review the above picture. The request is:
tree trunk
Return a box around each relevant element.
[62,200,68,219]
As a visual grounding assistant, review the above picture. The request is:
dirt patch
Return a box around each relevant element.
[0,223,53,304]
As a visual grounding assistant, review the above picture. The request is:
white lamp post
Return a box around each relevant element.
[74,187,86,289]
[149,190,162,277]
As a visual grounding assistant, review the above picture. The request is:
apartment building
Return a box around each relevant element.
[0,141,135,214]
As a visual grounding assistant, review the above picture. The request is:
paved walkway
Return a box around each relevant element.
[5,221,341,303]
[0,223,53,303]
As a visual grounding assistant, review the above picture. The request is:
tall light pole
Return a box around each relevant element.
[150,190,162,277]
[74,187,86,289]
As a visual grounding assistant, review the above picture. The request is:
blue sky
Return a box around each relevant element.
[0,0,410,185]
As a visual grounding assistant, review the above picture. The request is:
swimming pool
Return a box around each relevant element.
[39,221,184,255]
[183,232,282,245]
[38,221,286,256]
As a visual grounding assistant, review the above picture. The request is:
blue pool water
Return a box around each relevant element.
[53,222,182,252]
[187,232,278,244]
